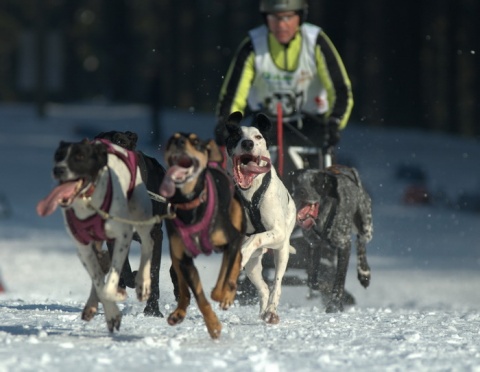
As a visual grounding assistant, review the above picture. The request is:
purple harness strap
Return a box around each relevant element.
[94,139,138,198]
[66,140,138,245]
[173,171,220,258]
[66,171,113,245]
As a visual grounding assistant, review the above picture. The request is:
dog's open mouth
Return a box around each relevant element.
[36,179,85,217]
[233,154,271,189]
[296,202,320,230]
[159,154,199,197]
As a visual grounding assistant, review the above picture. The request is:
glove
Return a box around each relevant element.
[326,117,341,146]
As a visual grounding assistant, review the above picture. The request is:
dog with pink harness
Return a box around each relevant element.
[37,139,155,332]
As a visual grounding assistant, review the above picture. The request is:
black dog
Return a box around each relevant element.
[94,130,173,316]
[290,165,372,313]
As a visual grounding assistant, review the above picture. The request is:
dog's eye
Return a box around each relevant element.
[190,138,203,150]
[255,135,262,140]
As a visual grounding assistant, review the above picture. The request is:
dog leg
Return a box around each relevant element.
[82,243,112,322]
[102,229,131,302]
[76,244,123,331]
[134,225,154,302]
[356,235,371,288]
[262,242,290,324]
[211,239,242,310]
[244,255,269,314]
[82,283,99,321]
[241,234,267,269]
[102,300,123,332]
[143,224,163,316]
[326,242,351,313]
[306,239,322,298]
[167,242,191,326]
[106,240,135,289]
[180,257,222,339]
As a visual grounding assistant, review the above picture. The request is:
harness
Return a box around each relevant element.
[236,172,271,236]
[172,163,233,258]
[314,164,357,239]
[65,170,114,245]
[95,139,138,198]
[66,140,138,245]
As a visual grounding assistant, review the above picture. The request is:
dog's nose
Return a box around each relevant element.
[241,140,254,151]
[53,166,66,178]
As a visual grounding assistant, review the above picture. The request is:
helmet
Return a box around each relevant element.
[259,0,308,13]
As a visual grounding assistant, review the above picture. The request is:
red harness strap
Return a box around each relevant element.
[66,171,113,245]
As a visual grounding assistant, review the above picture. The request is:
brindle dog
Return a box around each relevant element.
[290,166,372,313]
[159,133,246,339]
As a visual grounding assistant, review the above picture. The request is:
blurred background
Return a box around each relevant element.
[0,0,478,137]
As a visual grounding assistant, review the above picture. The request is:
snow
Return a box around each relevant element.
[1,103,480,371]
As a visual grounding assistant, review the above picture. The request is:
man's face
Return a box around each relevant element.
[266,11,300,45]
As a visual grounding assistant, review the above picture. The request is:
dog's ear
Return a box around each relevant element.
[252,113,273,147]
[81,138,90,144]
[314,171,337,197]
[252,113,272,134]
[93,142,108,168]
[227,111,243,125]
[206,139,224,163]
[125,131,138,150]
[225,111,243,136]
[287,170,298,189]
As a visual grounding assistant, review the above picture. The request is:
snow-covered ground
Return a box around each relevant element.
[1,103,480,371]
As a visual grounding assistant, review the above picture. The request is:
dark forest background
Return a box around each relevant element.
[0,0,478,137]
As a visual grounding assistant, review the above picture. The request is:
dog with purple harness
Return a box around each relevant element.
[37,138,155,332]
[94,130,172,317]
[159,132,245,339]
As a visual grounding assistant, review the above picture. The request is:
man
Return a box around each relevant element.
[216,0,353,175]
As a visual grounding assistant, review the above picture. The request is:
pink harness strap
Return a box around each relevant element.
[173,171,219,258]
[94,139,138,198]
[66,140,138,245]
[66,171,113,245]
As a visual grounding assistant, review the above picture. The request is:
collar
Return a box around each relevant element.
[80,183,96,198]
[172,185,207,211]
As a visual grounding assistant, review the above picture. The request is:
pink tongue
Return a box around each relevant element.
[242,156,271,175]
[159,165,189,198]
[36,181,79,217]
[297,205,312,221]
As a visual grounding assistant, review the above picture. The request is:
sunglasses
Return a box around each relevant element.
[267,13,298,22]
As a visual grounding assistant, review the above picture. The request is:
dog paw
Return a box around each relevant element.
[358,272,371,288]
[325,301,344,313]
[206,320,222,339]
[81,306,97,322]
[167,310,186,326]
[262,311,280,324]
[102,287,127,302]
[135,283,151,302]
[143,301,164,317]
[219,297,235,310]
[106,314,122,332]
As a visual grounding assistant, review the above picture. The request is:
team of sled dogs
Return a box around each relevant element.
[37,111,373,339]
